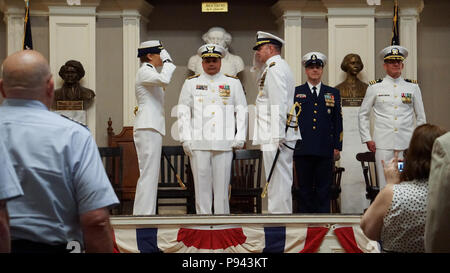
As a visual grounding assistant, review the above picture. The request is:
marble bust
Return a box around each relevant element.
[188,27,244,76]
[335,54,368,102]
[53,60,95,110]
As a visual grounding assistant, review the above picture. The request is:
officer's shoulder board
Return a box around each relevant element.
[225,73,239,80]
[269,62,276,68]
[369,79,383,85]
[60,114,89,130]
[187,74,200,80]
[405,78,418,84]
[146,63,154,69]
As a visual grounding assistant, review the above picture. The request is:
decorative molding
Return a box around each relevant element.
[48,6,97,16]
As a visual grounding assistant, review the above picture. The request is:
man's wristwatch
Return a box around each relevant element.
[163,59,172,63]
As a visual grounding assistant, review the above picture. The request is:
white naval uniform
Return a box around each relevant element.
[178,72,248,214]
[359,75,426,188]
[133,61,176,215]
[253,55,301,214]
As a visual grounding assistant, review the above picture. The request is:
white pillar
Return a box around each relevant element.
[399,9,420,80]
[282,11,303,86]
[49,6,98,137]
[271,0,308,85]
[121,11,141,127]
[2,6,25,55]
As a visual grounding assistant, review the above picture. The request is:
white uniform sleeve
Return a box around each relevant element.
[359,85,376,144]
[266,67,287,140]
[414,85,426,126]
[177,80,193,143]
[139,62,176,87]
[233,81,248,142]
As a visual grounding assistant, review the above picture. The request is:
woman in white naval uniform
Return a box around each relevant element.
[252,31,301,214]
[133,40,176,215]
[359,45,426,189]
[178,44,248,214]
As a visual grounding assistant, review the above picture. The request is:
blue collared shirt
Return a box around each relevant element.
[0,141,23,201]
[0,99,119,247]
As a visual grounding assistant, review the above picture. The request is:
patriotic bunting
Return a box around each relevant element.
[112,224,380,253]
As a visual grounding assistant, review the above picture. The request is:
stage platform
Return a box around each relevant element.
[111,214,380,253]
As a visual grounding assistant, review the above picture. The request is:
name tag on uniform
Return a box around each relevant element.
[377,93,390,97]
[324,93,335,107]
[196,85,208,90]
[401,93,412,104]
[296,94,306,99]
[219,85,231,97]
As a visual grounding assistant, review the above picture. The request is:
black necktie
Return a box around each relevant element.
[312,86,318,98]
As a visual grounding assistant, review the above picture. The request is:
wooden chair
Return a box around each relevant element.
[330,165,345,213]
[157,146,195,214]
[356,151,379,204]
[98,146,123,215]
[229,149,263,214]
[107,118,139,214]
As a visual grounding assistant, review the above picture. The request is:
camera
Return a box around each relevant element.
[398,162,404,172]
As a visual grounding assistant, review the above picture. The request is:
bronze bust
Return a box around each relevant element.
[53,60,95,110]
[335,54,368,104]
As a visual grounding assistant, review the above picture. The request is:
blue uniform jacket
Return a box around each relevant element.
[294,83,343,158]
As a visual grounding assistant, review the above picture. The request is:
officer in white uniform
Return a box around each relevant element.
[359,45,426,189]
[133,40,176,215]
[252,31,301,214]
[178,44,248,214]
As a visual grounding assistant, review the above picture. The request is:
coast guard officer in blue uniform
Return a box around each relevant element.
[294,52,343,213]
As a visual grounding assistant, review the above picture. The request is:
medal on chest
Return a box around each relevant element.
[401,93,412,104]
[324,93,335,107]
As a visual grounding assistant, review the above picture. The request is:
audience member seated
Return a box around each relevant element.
[360,124,447,253]
[0,50,119,253]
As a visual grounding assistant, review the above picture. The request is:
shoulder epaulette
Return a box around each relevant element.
[187,74,200,80]
[60,114,89,130]
[405,79,418,84]
[369,79,382,85]
[225,73,239,79]
[269,62,276,68]
[146,63,154,69]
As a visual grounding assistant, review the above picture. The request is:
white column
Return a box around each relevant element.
[282,11,303,86]
[400,9,419,80]
[2,7,25,55]
[49,6,97,137]
[121,10,140,127]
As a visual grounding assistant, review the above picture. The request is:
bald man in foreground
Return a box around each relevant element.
[0,50,119,253]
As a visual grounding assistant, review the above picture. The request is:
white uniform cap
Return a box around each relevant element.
[137,40,163,57]
[197,43,225,58]
[253,31,285,50]
[302,52,327,67]
[379,45,408,61]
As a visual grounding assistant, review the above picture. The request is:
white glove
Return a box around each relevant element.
[232,140,245,149]
[182,141,192,157]
[273,137,285,148]
[160,49,172,63]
